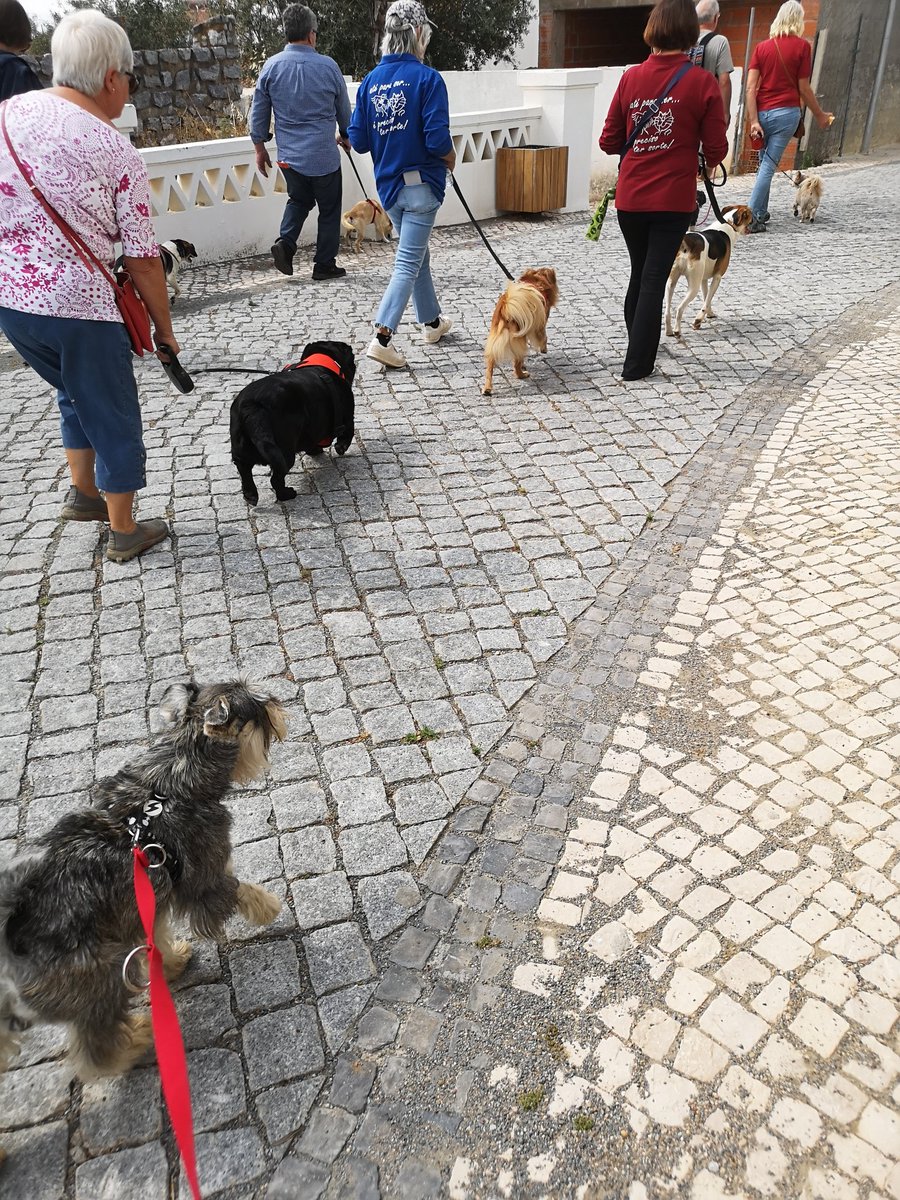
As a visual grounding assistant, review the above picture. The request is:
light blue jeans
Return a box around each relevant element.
[748,106,800,220]
[375,183,442,334]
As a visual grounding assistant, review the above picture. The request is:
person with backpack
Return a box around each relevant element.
[693,0,733,124]
[599,0,727,382]
[0,0,43,100]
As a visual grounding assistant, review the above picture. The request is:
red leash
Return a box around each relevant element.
[132,847,202,1200]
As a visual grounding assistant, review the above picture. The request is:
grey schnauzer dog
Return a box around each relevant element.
[0,680,286,1113]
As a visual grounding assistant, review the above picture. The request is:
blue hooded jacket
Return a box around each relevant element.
[348,53,453,212]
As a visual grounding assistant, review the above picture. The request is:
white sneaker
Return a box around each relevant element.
[366,337,407,368]
[422,315,452,344]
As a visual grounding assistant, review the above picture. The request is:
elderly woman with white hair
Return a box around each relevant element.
[0,9,178,563]
[745,0,833,233]
[348,0,455,369]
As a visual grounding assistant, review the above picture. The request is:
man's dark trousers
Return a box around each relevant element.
[279,165,342,268]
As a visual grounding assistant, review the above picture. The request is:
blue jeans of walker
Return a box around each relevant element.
[279,166,342,267]
[375,184,441,334]
[748,107,800,220]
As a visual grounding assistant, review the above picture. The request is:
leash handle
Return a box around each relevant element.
[132,848,202,1200]
[450,174,514,281]
[698,155,726,223]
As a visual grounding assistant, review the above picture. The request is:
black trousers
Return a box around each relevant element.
[617,210,693,380]
[279,165,342,267]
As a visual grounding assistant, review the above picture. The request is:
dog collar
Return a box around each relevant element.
[160,241,181,264]
[282,353,346,381]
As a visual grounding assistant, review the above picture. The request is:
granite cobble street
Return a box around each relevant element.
[1,151,899,1199]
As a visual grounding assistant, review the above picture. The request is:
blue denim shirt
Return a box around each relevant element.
[249,43,351,177]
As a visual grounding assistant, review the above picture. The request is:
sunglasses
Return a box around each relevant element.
[122,70,138,95]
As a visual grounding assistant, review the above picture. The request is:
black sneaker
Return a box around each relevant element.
[748,219,768,234]
[312,263,347,281]
[271,239,294,276]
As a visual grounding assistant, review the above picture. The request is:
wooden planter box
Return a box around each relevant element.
[495,145,568,214]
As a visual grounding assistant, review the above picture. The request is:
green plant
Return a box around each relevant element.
[474,935,501,949]
[541,1024,567,1062]
[517,1087,544,1112]
[573,1114,595,1132]
[434,656,446,670]
[403,725,439,744]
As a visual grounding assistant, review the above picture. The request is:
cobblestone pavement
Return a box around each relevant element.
[0,154,898,1199]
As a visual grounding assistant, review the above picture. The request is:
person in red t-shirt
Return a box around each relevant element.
[745,1,833,232]
[599,0,727,381]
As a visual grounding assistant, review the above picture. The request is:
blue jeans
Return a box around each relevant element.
[375,183,441,334]
[0,307,146,492]
[748,107,800,220]
[280,166,342,267]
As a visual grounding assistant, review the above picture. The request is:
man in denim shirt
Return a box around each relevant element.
[250,4,351,280]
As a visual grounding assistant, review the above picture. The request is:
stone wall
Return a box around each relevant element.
[37,16,243,145]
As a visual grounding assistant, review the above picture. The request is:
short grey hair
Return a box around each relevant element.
[381,17,432,59]
[51,9,132,96]
[696,0,720,23]
[283,4,316,42]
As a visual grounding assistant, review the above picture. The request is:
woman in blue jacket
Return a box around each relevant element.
[348,0,455,368]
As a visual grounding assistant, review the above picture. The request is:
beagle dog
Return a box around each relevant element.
[665,204,753,338]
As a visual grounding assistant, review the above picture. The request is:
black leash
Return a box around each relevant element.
[699,154,727,223]
[450,174,514,282]
[342,145,369,197]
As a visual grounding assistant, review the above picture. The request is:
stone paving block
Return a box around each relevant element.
[229,940,301,1012]
[329,1055,377,1114]
[267,1157,331,1200]
[281,825,337,878]
[0,1121,67,1200]
[318,983,376,1052]
[292,872,354,931]
[358,869,423,939]
[296,1105,358,1164]
[79,1068,161,1154]
[243,1005,324,1089]
[255,1076,324,1145]
[304,923,376,995]
[339,821,409,876]
[189,1128,266,1193]
[75,1142,167,1200]
[332,777,391,827]
[187,1049,247,1132]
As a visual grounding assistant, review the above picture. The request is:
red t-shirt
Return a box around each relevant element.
[749,35,811,111]
[599,55,728,213]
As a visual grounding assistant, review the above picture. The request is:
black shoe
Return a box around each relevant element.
[748,219,768,234]
[762,211,771,223]
[271,239,294,276]
[312,263,346,281]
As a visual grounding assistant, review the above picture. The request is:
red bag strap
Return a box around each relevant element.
[0,99,119,290]
[772,39,802,106]
[132,847,202,1200]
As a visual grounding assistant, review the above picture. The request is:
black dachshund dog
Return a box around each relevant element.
[229,339,356,505]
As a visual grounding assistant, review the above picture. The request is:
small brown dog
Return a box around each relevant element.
[793,172,824,223]
[341,199,393,252]
[482,267,559,396]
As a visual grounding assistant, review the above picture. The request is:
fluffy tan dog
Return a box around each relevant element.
[793,172,824,223]
[482,267,559,396]
[340,199,393,252]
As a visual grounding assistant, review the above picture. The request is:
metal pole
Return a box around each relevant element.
[862,0,897,154]
[838,14,864,159]
[733,6,756,168]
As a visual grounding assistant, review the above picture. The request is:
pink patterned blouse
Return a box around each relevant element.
[0,91,158,323]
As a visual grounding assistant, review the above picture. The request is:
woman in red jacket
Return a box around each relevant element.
[599,0,728,381]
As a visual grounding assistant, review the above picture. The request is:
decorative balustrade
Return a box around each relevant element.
[138,70,602,262]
